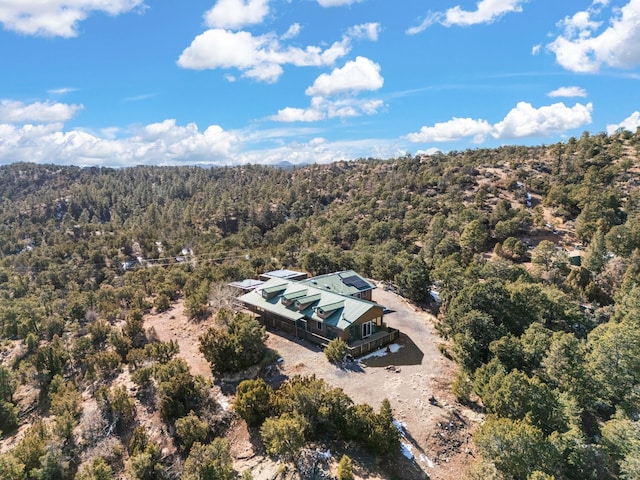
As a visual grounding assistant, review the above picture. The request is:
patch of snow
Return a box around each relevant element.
[218,397,230,411]
[359,343,402,360]
[393,419,407,437]
[419,454,434,468]
[401,442,414,460]
[316,448,331,460]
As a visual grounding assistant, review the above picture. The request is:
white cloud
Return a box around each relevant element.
[272,57,384,123]
[561,10,602,38]
[416,147,442,156]
[607,111,640,133]
[271,97,384,122]
[548,0,640,72]
[322,97,384,119]
[406,101,593,143]
[406,13,441,35]
[178,23,375,83]
[178,30,270,70]
[204,0,269,30]
[123,93,157,102]
[406,118,493,143]
[317,0,364,7]
[547,86,588,98]
[347,22,381,41]
[0,118,239,166]
[0,100,83,123]
[493,102,593,138]
[271,107,326,122]
[309,137,326,146]
[407,0,526,34]
[305,56,383,97]
[443,0,526,26]
[0,0,145,37]
[237,136,405,165]
[48,87,78,96]
[282,23,301,40]
[0,109,400,167]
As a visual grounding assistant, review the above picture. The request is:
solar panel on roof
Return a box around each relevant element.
[341,275,370,290]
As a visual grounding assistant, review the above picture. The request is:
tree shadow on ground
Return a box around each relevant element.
[337,358,365,373]
[360,333,424,368]
[261,360,289,389]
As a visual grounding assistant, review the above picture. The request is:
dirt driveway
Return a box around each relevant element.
[264,285,479,480]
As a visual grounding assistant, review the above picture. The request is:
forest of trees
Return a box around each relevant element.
[0,128,638,478]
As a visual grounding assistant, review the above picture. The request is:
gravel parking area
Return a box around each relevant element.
[264,285,478,480]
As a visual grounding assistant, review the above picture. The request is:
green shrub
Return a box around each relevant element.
[452,370,472,404]
[344,400,399,456]
[324,338,349,364]
[234,379,273,427]
[199,313,266,375]
[438,343,452,359]
[126,443,164,480]
[182,439,234,480]
[337,454,354,480]
[175,411,209,453]
[153,294,171,313]
[129,427,150,456]
[75,457,114,480]
[154,359,207,423]
[260,413,307,461]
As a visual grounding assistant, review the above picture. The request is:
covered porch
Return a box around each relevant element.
[347,327,400,357]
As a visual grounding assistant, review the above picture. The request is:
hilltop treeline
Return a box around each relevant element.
[0,129,639,478]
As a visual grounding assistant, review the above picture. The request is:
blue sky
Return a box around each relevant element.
[1,0,639,167]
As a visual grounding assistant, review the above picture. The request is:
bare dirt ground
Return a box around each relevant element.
[145,301,213,380]
[144,287,482,480]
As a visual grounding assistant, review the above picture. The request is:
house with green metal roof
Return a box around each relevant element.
[238,276,395,354]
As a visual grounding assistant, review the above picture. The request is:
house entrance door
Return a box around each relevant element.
[362,321,372,338]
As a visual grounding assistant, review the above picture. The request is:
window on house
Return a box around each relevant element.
[362,321,372,338]
[317,321,323,331]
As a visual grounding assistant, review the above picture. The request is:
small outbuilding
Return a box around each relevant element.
[568,250,583,266]
[259,269,308,282]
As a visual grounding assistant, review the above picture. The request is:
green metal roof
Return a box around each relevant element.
[299,270,375,296]
[316,300,344,314]
[282,289,308,300]
[294,293,321,306]
[238,277,384,331]
[262,282,288,294]
[239,289,304,322]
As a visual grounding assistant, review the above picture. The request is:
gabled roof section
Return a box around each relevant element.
[316,300,344,319]
[282,289,308,300]
[262,282,288,294]
[238,275,384,331]
[300,270,375,296]
[317,300,344,314]
[239,278,304,322]
[294,293,322,309]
